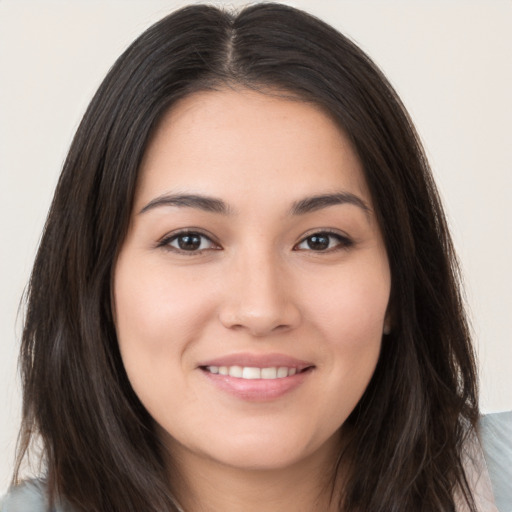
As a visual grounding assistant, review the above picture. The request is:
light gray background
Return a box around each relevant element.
[1,0,511,492]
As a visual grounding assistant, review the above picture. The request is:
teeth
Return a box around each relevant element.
[242,367,261,379]
[277,367,288,378]
[229,366,243,378]
[206,365,300,379]
[261,367,277,379]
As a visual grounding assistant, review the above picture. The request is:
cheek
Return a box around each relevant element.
[115,257,213,345]
[113,256,216,400]
[301,260,390,399]
[304,261,390,344]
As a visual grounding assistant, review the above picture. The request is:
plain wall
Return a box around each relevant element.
[1,0,511,493]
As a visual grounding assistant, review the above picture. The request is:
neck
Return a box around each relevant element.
[164,436,344,512]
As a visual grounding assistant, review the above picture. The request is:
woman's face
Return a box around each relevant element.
[114,89,391,473]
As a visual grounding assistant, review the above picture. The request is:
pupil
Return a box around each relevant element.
[178,234,201,250]
[307,234,329,250]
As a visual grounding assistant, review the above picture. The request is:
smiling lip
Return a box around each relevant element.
[198,353,314,401]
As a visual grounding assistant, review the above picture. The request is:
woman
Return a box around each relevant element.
[2,3,497,511]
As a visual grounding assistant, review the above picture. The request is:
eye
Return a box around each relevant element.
[160,231,219,253]
[295,231,353,252]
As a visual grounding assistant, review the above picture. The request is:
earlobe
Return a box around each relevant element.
[383,316,392,335]
[110,273,118,326]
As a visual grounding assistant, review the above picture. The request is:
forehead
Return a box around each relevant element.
[136,88,370,209]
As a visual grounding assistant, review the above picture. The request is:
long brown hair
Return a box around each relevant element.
[14,3,479,511]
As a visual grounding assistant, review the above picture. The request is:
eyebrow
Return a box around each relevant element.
[291,192,371,216]
[139,191,370,216]
[139,193,232,215]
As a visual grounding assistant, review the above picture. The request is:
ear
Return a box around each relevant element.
[383,313,392,335]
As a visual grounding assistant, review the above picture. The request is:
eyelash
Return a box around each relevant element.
[294,230,354,252]
[158,229,353,255]
[158,230,220,254]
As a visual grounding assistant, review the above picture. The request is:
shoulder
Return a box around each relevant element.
[1,479,48,512]
[458,427,499,512]
[1,479,73,512]
[480,411,512,512]
[460,412,512,512]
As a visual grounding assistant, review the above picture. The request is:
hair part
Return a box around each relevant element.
[14,4,479,511]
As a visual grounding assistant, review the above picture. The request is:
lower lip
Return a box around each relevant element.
[200,368,312,401]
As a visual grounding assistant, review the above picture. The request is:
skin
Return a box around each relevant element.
[114,88,391,511]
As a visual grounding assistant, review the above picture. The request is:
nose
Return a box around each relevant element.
[218,249,301,337]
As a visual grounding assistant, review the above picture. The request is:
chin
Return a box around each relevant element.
[192,425,341,473]
[206,446,313,472]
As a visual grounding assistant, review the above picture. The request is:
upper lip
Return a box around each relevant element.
[198,353,314,371]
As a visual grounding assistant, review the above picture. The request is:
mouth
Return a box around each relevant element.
[201,365,312,380]
[197,355,315,401]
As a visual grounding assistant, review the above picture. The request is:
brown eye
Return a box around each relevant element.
[176,234,202,251]
[163,231,217,253]
[295,232,353,252]
[306,234,330,250]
